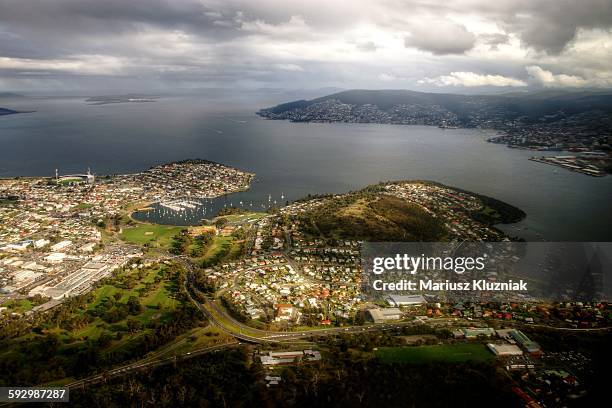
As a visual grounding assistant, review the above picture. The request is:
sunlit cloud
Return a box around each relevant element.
[0,0,610,92]
[419,72,527,87]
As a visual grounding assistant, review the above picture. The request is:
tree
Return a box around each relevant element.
[215,218,228,228]
[126,318,141,334]
[126,296,142,315]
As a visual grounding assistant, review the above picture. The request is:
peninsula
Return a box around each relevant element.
[258,89,612,175]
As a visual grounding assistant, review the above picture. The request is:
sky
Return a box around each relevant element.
[1,0,612,94]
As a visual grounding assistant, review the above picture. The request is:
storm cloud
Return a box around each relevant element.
[0,0,611,92]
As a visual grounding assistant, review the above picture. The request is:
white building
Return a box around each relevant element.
[386,294,426,307]
[45,252,67,263]
[487,343,524,356]
[368,307,402,323]
[260,350,322,365]
[79,242,97,253]
[50,240,72,252]
[34,239,50,248]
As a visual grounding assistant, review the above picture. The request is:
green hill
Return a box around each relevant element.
[297,193,447,241]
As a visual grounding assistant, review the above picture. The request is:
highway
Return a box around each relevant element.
[65,342,237,389]
[0,342,238,407]
[8,256,606,404]
[182,264,460,343]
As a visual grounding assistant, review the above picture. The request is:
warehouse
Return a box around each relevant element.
[386,294,426,307]
[487,343,523,356]
[368,307,402,323]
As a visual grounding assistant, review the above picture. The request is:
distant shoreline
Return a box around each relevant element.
[0,108,35,116]
[85,95,159,105]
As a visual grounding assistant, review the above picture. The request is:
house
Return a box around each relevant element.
[274,303,295,321]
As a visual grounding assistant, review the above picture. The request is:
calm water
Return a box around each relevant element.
[1,95,611,241]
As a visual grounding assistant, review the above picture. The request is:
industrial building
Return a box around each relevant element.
[386,294,427,307]
[368,307,402,323]
[487,343,524,356]
[510,330,541,354]
[260,350,322,366]
[453,327,496,339]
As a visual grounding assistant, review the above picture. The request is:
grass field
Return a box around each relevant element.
[120,224,183,249]
[201,235,232,259]
[193,235,246,266]
[0,261,201,387]
[0,298,33,313]
[301,193,447,241]
[162,326,232,356]
[74,202,94,210]
[33,265,177,347]
[376,343,493,364]
[217,212,267,224]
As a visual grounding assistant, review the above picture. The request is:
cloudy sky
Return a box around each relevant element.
[1,0,612,94]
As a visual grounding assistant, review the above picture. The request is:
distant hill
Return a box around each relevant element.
[0,92,24,98]
[257,88,612,129]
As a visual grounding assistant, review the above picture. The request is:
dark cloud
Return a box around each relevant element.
[404,21,476,55]
[501,0,612,53]
[0,0,610,91]
[398,0,612,54]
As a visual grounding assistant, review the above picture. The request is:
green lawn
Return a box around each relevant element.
[205,235,232,256]
[0,299,33,313]
[376,343,493,364]
[73,321,106,339]
[74,203,94,210]
[142,283,176,309]
[72,266,178,341]
[57,178,82,185]
[218,212,267,224]
[120,224,183,249]
[0,262,194,387]
[194,235,234,265]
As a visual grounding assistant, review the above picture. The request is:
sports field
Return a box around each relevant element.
[376,343,493,364]
[120,224,183,249]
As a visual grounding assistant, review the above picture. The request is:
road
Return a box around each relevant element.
[518,323,612,332]
[9,255,606,404]
[0,342,238,407]
[181,260,461,343]
[65,342,237,389]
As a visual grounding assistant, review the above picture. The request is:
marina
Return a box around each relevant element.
[133,191,289,225]
[159,199,202,211]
